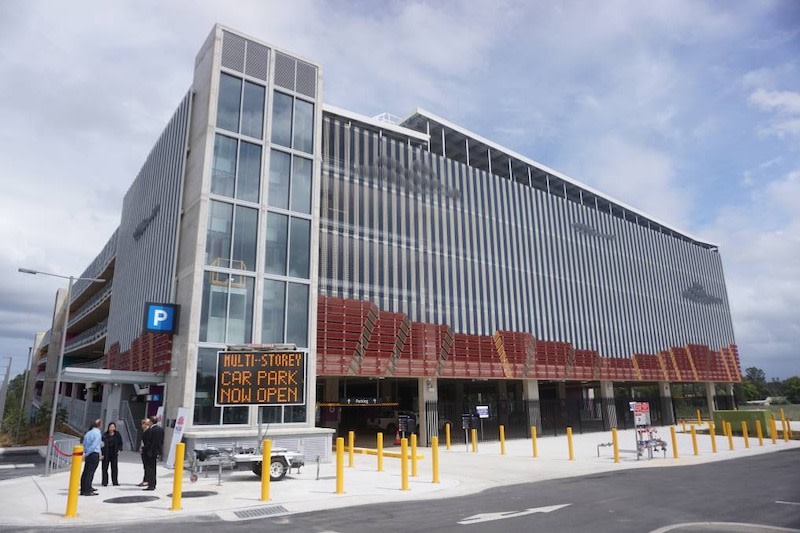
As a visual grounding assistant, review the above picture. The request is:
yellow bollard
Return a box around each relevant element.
[567,427,574,461]
[445,423,451,451]
[376,432,384,472]
[531,426,539,458]
[727,421,734,451]
[64,445,84,518]
[499,425,506,455]
[780,408,785,422]
[756,419,764,446]
[410,433,418,477]
[335,437,344,494]
[783,419,789,442]
[259,440,271,502]
[400,438,409,491]
[432,436,440,484]
[681,420,686,433]
[690,425,698,456]
[710,423,717,453]
[697,409,702,425]
[471,428,477,453]
[741,421,750,449]
[771,418,778,444]
[348,430,354,468]
[612,427,620,463]
[172,442,186,509]
[670,426,679,459]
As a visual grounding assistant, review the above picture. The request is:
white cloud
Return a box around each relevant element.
[701,167,800,379]
[0,0,797,382]
[749,89,800,115]
[570,136,693,229]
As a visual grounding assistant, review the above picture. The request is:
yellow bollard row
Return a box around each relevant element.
[410,434,418,477]
[336,437,344,494]
[259,440,270,502]
[65,445,84,518]
[756,420,764,446]
[710,422,717,453]
[726,421,734,451]
[670,426,679,459]
[400,438,409,491]
[348,430,355,468]
[173,442,186,510]
[377,432,384,472]
[432,436,440,484]
[567,427,574,461]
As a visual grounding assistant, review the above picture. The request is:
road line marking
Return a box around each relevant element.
[776,500,800,506]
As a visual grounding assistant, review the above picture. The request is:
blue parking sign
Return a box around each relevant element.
[144,302,179,334]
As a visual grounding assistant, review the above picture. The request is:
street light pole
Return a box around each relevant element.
[19,268,105,476]
[0,357,11,429]
[14,347,33,445]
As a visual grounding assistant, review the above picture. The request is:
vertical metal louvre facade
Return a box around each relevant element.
[105,92,192,352]
[319,113,736,360]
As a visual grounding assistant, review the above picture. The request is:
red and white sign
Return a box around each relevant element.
[633,402,651,426]
[166,407,189,468]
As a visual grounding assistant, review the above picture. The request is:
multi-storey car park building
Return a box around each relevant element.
[24,25,741,457]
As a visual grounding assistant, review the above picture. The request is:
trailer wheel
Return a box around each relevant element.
[269,458,288,481]
[252,458,288,481]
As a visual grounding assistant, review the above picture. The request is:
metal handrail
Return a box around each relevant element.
[119,401,136,451]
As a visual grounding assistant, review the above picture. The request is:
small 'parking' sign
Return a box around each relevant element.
[144,302,179,334]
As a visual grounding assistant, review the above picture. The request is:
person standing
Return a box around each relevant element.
[101,422,123,486]
[141,416,163,490]
[80,419,103,496]
[137,418,150,487]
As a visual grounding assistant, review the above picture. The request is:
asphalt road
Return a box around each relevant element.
[0,450,43,481]
[5,449,800,532]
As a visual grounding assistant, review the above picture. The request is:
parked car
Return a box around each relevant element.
[366,410,419,434]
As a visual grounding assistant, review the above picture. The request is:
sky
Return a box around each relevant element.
[0,0,798,382]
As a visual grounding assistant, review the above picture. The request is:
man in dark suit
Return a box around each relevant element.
[141,415,164,490]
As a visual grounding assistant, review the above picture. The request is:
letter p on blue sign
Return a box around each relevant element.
[144,303,179,334]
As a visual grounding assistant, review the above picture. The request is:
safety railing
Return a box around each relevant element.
[50,435,81,473]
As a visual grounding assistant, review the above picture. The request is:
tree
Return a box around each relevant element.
[741,366,769,400]
[782,376,800,404]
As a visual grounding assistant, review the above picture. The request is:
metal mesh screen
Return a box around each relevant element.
[245,41,270,81]
[295,60,317,98]
[274,52,296,91]
[221,31,245,73]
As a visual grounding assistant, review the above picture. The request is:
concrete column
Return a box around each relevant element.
[599,380,618,430]
[417,377,438,446]
[82,383,93,430]
[455,381,465,408]
[522,379,541,432]
[658,381,675,425]
[706,382,717,415]
[321,377,340,430]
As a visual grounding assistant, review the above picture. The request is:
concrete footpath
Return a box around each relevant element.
[1,423,798,528]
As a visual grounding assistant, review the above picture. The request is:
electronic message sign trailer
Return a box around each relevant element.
[215,348,307,407]
[206,346,308,481]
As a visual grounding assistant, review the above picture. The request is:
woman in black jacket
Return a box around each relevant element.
[101,421,124,486]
